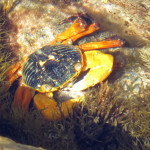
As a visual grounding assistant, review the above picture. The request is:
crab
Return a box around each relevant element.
[4,12,124,120]
[3,0,13,15]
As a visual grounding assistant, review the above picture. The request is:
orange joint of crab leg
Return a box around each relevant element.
[3,0,13,15]
[34,93,83,121]
[79,40,124,51]
[70,51,113,91]
[5,57,26,80]
[4,57,27,85]
[62,23,100,44]
[50,18,88,44]
[5,62,21,80]
[12,82,35,111]
[34,93,62,121]
[4,61,24,90]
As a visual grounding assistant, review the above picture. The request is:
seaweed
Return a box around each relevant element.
[0,81,149,150]
[139,47,150,70]
[0,15,9,80]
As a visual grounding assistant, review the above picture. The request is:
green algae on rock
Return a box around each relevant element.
[0,15,11,82]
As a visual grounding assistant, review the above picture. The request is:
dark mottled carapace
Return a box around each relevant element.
[22,45,83,92]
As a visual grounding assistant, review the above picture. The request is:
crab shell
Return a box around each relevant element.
[22,44,83,93]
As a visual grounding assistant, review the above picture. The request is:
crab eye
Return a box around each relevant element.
[74,62,82,72]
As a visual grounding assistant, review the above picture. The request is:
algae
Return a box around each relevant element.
[139,47,150,70]
[0,81,150,150]
[0,16,9,81]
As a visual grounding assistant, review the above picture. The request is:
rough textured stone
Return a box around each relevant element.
[0,136,46,150]
[79,0,150,46]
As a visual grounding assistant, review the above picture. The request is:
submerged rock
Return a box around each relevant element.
[0,136,46,150]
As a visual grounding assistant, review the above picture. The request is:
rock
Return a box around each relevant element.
[0,136,46,150]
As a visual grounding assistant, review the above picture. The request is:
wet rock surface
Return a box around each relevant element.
[80,0,150,46]
[0,136,46,150]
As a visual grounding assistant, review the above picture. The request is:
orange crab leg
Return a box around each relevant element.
[4,58,26,88]
[3,0,13,15]
[5,62,22,81]
[62,23,100,44]
[79,39,124,51]
[50,18,88,44]
[12,82,35,111]
[34,94,61,120]
[34,93,82,121]
[50,18,100,45]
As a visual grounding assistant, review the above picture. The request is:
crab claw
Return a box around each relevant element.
[12,82,35,111]
[34,93,83,121]
[69,51,114,91]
